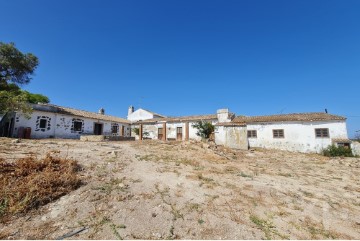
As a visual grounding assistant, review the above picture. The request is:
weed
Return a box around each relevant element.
[238,172,253,178]
[0,155,82,222]
[250,214,288,239]
[278,172,292,177]
[198,219,205,224]
[301,190,314,198]
[322,145,353,157]
[110,224,123,240]
[188,203,201,212]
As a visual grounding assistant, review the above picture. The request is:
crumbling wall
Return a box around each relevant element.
[215,126,248,150]
[352,142,360,156]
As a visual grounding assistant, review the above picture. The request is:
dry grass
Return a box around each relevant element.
[0,154,82,222]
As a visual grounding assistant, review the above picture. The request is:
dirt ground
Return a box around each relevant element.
[0,137,359,240]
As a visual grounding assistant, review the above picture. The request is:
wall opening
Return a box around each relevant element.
[94,123,103,135]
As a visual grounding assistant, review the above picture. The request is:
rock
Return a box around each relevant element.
[11,139,20,144]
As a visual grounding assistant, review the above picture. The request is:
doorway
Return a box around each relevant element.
[94,123,103,135]
[158,128,163,140]
[177,127,182,140]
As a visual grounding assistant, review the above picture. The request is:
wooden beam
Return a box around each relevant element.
[139,124,143,140]
[163,122,167,141]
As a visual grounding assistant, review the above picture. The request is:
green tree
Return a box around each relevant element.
[192,120,215,139]
[0,42,49,114]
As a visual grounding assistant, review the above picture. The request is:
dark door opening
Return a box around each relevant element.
[94,123,103,135]
[158,128,163,140]
[122,126,125,136]
[177,127,182,140]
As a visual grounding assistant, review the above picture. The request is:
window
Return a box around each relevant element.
[177,127,182,134]
[73,121,83,132]
[336,142,350,148]
[273,129,284,138]
[35,116,51,132]
[111,124,119,134]
[39,119,47,129]
[247,130,257,138]
[315,128,329,138]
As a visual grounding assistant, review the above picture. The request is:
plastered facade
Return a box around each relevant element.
[215,126,248,149]
[13,111,131,139]
[246,121,348,153]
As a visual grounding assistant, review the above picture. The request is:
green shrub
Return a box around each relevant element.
[192,121,215,139]
[322,145,353,157]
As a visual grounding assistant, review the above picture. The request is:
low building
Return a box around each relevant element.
[0,103,351,153]
[128,106,350,153]
[221,112,350,153]
[0,103,131,139]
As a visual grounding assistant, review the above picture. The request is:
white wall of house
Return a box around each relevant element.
[246,120,348,153]
[165,122,185,140]
[215,125,248,149]
[127,109,155,122]
[13,111,130,139]
[351,142,360,156]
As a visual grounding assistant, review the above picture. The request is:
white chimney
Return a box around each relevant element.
[98,108,105,115]
[128,105,134,118]
[217,108,231,122]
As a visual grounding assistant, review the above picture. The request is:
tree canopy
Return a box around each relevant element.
[192,120,215,139]
[0,42,49,114]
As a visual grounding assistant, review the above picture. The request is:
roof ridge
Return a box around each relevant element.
[33,103,129,123]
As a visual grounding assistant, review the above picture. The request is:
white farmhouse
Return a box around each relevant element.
[0,103,131,139]
[0,103,351,154]
[128,106,350,153]
[218,112,350,153]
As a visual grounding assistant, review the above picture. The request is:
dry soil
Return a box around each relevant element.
[0,138,359,239]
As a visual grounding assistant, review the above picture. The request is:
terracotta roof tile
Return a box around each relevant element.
[232,112,346,123]
[215,122,246,126]
[332,138,352,143]
[136,114,217,124]
[31,103,130,124]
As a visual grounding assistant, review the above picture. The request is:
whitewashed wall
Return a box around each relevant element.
[351,142,360,156]
[128,109,154,121]
[166,122,185,140]
[246,121,348,153]
[13,111,130,139]
[215,126,248,149]
[133,120,217,141]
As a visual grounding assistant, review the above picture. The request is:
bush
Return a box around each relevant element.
[192,121,215,139]
[322,145,354,157]
[0,154,82,222]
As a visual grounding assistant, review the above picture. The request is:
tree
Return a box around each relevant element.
[0,42,49,114]
[0,42,39,85]
[192,120,215,139]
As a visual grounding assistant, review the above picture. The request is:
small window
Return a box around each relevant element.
[73,121,83,132]
[315,128,329,138]
[111,124,119,134]
[177,127,182,134]
[247,130,257,138]
[39,119,47,129]
[273,129,284,138]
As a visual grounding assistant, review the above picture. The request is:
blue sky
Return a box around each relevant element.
[2,0,360,137]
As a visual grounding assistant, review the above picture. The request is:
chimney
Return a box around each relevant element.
[98,108,105,115]
[217,108,232,123]
[128,105,134,117]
